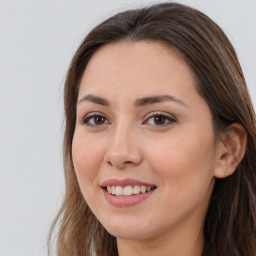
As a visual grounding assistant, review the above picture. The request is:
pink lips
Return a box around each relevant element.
[101,178,156,207]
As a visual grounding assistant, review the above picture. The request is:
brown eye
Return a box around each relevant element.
[145,113,176,126]
[82,113,109,127]
[153,116,166,125]
[94,116,106,125]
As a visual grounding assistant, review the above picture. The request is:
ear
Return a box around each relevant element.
[214,123,247,178]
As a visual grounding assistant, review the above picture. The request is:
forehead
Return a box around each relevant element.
[78,41,197,101]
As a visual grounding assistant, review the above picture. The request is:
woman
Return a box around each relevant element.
[48,2,256,256]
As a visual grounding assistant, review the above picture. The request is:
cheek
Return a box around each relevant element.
[72,131,105,188]
[144,135,216,225]
[145,131,216,194]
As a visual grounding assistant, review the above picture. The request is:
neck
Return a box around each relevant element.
[117,221,204,256]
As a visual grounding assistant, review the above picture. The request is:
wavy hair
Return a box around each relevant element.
[48,2,256,255]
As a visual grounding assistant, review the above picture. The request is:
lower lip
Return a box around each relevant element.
[102,188,155,207]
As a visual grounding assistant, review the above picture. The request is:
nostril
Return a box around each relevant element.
[106,160,134,168]
[106,161,113,166]
[124,161,133,165]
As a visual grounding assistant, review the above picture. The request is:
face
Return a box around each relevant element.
[72,41,218,242]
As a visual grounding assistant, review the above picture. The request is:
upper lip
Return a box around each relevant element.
[101,178,156,187]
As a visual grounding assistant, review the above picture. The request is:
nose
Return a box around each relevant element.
[104,124,143,169]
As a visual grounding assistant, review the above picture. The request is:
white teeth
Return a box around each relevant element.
[106,185,155,196]
[140,186,146,193]
[115,186,123,196]
[133,185,141,194]
[111,186,116,195]
[124,186,133,196]
[107,186,112,193]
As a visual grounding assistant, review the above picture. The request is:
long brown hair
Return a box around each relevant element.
[48,2,256,255]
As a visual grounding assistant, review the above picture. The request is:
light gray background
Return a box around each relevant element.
[0,0,255,256]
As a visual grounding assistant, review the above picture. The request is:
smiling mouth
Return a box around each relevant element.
[102,185,157,196]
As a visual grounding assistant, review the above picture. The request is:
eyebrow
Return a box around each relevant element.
[135,95,187,107]
[77,94,110,106]
[77,94,187,108]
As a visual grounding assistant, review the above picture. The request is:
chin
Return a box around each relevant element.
[100,218,155,240]
[107,228,150,240]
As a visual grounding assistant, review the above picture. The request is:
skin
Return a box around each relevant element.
[72,41,245,256]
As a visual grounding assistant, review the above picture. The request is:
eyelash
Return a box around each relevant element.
[80,112,177,128]
[144,112,177,127]
[80,112,109,127]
